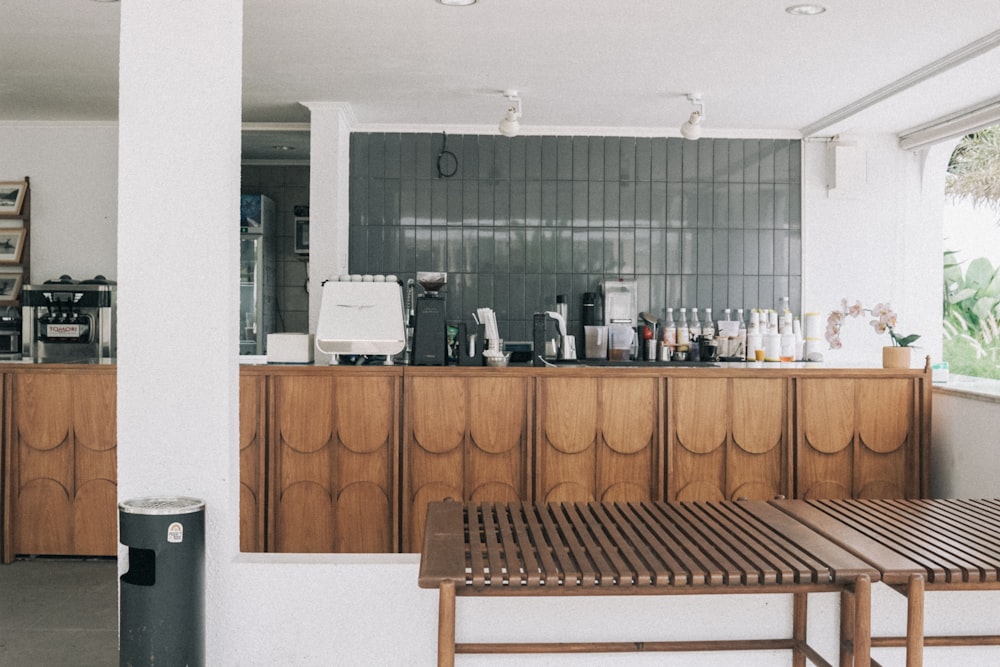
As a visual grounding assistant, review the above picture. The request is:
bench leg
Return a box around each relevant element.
[841,575,871,667]
[905,574,925,667]
[438,579,456,667]
[793,592,808,667]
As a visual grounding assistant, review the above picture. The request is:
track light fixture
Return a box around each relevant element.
[680,93,705,141]
[498,90,522,137]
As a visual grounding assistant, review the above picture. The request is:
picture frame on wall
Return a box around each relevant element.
[0,181,27,216]
[0,228,25,263]
[0,271,23,301]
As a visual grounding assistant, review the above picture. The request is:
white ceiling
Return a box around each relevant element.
[4,1,1000,161]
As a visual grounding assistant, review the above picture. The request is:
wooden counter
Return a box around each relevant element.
[1,361,932,559]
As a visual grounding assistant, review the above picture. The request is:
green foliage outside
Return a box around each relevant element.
[942,128,1000,379]
[943,251,1000,379]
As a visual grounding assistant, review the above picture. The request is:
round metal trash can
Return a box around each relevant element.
[119,497,205,667]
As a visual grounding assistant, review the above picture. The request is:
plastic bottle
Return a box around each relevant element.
[660,308,676,361]
[703,307,714,338]
[735,308,747,359]
[677,308,690,359]
[688,308,701,361]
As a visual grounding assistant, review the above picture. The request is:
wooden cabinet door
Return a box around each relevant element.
[403,374,529,552]
[239,372,266,552]
[667,377,788,501]
[5,371,117,560]
[535,376,659,504]
[269,373,399,553]
[797,377,918,499]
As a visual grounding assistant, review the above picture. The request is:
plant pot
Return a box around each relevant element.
[882,346,911,369]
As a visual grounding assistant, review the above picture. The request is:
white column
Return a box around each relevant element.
[117,1,242,662]
[302,101,354,334]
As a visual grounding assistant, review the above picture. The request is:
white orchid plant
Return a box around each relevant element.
[825,299,920,350]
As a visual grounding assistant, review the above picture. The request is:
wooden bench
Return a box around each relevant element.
[418,500,877,666]
[772,498,1000,667]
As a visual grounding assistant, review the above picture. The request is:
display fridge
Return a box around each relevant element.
[239,195,276,355]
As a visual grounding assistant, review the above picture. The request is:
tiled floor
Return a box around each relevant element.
[0,557,118,666]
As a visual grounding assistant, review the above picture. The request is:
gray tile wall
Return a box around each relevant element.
[241,164,310,333]
[350,133,802,342]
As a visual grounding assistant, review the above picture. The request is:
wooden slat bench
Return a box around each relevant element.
[771,498,1000,667]
[418,500,877,666]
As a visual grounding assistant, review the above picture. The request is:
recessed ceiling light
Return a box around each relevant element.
[437,0,477,5]
[272,145,296,151]
[785,4,826,15]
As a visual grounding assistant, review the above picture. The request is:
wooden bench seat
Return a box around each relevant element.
[772,498,1000,667]
[418,500,877,666]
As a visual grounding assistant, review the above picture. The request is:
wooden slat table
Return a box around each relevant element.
[771,498,1000,667]
[418,500,877,666]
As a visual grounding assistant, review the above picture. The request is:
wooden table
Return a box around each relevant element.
[418,500,877,666]
[771,498,1000,667]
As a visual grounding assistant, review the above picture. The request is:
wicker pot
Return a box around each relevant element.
[882,346,911,369]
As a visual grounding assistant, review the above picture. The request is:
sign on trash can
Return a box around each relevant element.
[119,497,205,667]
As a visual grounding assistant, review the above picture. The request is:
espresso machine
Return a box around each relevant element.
[409,271,447,365]
[22,275,116,363]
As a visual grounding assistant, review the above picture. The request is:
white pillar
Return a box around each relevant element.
[302,102,354,334]
[117,1,242,662]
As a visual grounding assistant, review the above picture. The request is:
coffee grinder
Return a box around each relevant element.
[410,271,447,365]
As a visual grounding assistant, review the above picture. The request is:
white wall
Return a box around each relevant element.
[0,122,118,282]
[801,135,945,368]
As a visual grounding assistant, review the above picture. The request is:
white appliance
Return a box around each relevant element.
[315,276,406,363]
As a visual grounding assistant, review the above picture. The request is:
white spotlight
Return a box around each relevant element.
[498,90,522,137]
[680,94,705,141]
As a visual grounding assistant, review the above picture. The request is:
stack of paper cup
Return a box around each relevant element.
[803,312,824,361]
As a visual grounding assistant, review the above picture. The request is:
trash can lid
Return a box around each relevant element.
[119,496,205,515]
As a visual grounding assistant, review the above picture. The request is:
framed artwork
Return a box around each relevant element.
[0,271,23,301]
[0,181,27,216]
[0,228,25,263]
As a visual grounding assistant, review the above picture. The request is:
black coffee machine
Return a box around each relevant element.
[410,271,447,365]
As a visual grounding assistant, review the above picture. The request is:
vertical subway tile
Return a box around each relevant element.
[774,275,790,307]
[557,136,574,180]
[399,227,416,273]
[743,230,759,274]
[494,180,510,223]
[350,178,367,225]
[556,181,573,226]
[400,135,417,179]
[509,136,526,180]
[493,274,510,319]
[665,272,682,310]
[541,136,559,179]
[651,183,667,228]
[477,273,494,311]
[774,140,790,183]
[682,140,699,181]
[509,228,526,274]
[635,182,651,227]
[697,229,713,275]
[650,228,667,274]
[634,228,651,274]
[384,133,401,179]
[557,228,575,273]
[680,276,698,310]
[572,181,589,227]
[510,180,526,226]
[759,275,776,309]
[666,229,682,274]
[790,230,802,276]
[618,137,634,182]
[696,275,713,310]
[604,181,620,226]
[494,227,510,273]
[589,137,605,181]
[666,183,682,228]
[713,276,729,314]
[383,227,400,272]
[414,226,432,270]
[415,133,434,179]
[743,276,760,311]
[713,183,729,228]
[774,229,790,275]
[728,277,745,313]
[728,229,744,275]
[384,179,400,225]
[541,181,557,226]
[681,183,699,227]
[728,183,744,229]
[619,228,635,274]
[601,229,618,272]
[446,179,463,225]
[368,178,384,225]
[681,229,697,274]
[364,226,382,271]
[744,184,760,229]
[478,136,495,179]
[697,140,714,181]
[525,136,542,180]
[621,181,637,227]
[462,228,478,273]
[462,180,478,225]
[789,140,802,183]
[526,180,542,227]
[588,182,604,227]
[400,178,416,226]
[634,138,651,182]
[713,230,729,275]
[430,227,447,270]
[494,138,510,179]
[774,183,790,229]
[759,140,775,183]
[727,140,744,183]
[651,138,667,181]
[759,184,776,229]
[572,136,589,180]
[789,184,802,229]
[742,140,760,183]
[508,271,526,318]
[477,180,494,225]
[430,179,447,226]
[478,228,495,271]
[540,228,557,273]
[697,184,713,228]
[666,138,683,182]
[712,140,729,182]
[758,229,775,275]
[573,229,590,273]
[446,228,464,273]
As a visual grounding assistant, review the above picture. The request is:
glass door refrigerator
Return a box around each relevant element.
[239,195,276,355]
